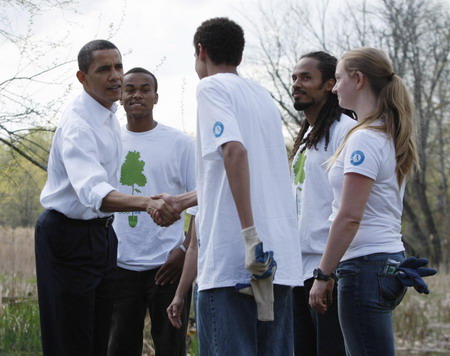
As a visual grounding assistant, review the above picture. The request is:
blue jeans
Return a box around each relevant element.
[197,285,293,356]
[337,252,407,356]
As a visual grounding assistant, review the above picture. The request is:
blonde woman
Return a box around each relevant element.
[309,48,419,355]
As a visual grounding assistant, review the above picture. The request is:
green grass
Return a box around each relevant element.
[0,298,42,354]
[0,297,199,356]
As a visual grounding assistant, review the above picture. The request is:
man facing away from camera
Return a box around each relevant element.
[153,18,303,355]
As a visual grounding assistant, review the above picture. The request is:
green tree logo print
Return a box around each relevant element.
[293,151,307,218]
[293,152,307,187]
[120,151,147,227]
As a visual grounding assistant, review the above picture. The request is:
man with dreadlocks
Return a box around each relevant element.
[290,51,356,356]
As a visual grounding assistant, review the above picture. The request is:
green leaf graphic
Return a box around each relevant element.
[293,152,307,186]
[120,151,147,227]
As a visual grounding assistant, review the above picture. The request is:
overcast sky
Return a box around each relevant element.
[2,0,268,136]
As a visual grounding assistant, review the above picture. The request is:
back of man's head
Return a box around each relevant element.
[300,51,337,84]
[78,40,120,73]
[124,67,158,93]
[193,17,245,66]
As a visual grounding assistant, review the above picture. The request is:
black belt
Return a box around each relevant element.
[93,215,115,227]
[50,210,115,228]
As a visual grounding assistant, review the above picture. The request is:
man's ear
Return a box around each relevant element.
[324,78,335,92]
[76,70,86,85]
[154,93,159,105]
[198,43,206,60]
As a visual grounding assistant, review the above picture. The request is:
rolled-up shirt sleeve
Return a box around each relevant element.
[62,123,117,214]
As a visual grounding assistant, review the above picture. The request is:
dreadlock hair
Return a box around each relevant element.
[289,51,354,160]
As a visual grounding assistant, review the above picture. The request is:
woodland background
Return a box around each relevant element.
[1,0,449,264]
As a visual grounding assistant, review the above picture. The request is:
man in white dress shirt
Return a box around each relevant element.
[35,40,179,356]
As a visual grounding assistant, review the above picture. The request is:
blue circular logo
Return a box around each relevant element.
[213,121,224,137]
[350,150,365,166]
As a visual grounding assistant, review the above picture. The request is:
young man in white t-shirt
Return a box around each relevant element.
[158,17,302,355]
[193,17,303,355]
[290,52,356,356]
[107,68,195,356]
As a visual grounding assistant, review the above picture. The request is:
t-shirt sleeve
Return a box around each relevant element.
[330,115,356,152]
[181,136,196,192]
[197,79,243,159]
[186,206,198,216]
[343,130,382,180]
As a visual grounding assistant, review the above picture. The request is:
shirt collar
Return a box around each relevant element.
[81,90,118,124]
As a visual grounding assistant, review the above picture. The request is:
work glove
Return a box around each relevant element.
[242,226,274,276]
[238,226,277,321]
[235,258,277,321]
[396,256,437,294]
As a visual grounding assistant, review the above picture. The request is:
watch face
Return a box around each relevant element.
[313,268,329,281]
[313,268,319,278]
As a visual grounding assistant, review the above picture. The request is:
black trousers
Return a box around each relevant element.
[293,278,346,356]
[35,209,118,356]
[107,267,192,356]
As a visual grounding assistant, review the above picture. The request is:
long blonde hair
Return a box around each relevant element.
[331,47,419,185]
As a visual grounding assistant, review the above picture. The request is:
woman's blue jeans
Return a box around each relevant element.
[336,252,407,356]
[197,285,293,356]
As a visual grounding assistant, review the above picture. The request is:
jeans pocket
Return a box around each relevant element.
[377,272,407,309]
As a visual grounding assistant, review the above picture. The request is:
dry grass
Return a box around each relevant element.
[0,226,37,301]
[395,270,450,354]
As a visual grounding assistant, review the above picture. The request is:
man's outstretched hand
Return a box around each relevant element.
[147,194,181,226]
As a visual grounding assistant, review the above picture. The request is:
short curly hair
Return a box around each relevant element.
[124,67,158,93]
[78,39,120,73]
[193,17,245,66]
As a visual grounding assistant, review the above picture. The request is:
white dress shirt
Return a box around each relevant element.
[41,91,122,219]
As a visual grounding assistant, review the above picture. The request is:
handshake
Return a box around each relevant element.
[146,191,197,227]
[146,193,182,227]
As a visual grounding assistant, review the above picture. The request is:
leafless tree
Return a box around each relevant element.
[0,0,79,171]
[0,0,127,172]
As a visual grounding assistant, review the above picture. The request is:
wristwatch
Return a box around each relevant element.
[313,268,337,281]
